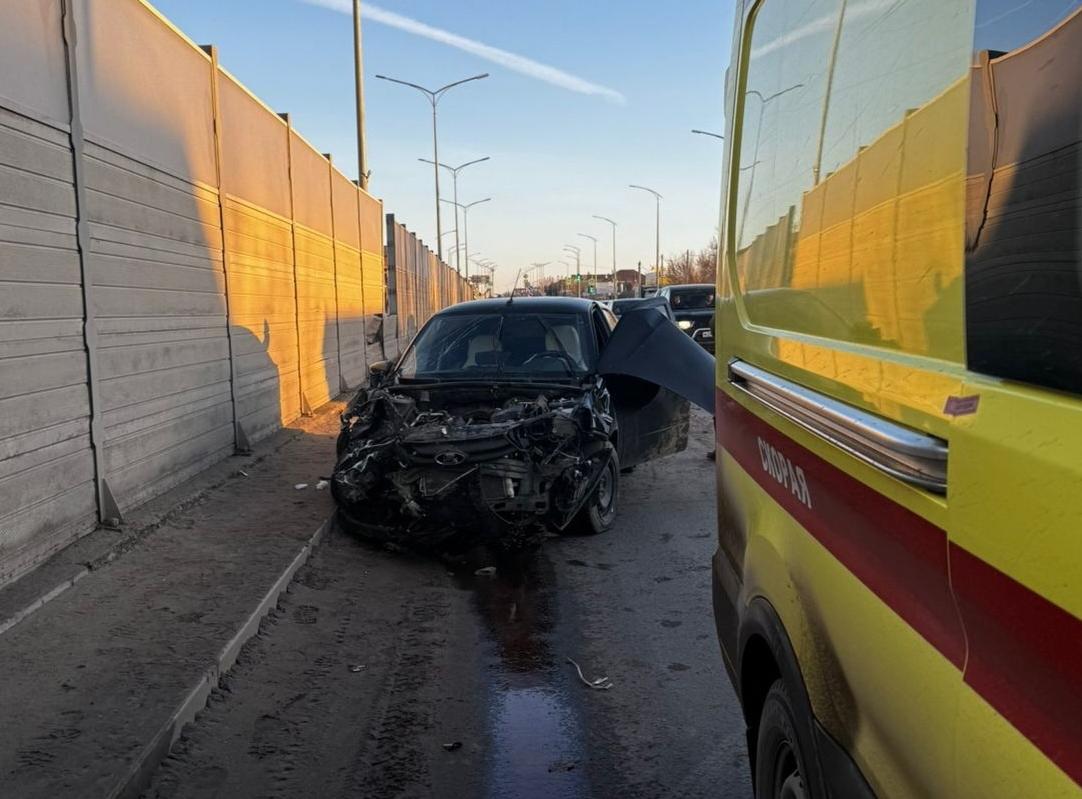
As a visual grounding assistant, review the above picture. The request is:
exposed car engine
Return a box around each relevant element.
[331,382,617,552]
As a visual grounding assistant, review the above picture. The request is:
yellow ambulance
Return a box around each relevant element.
[712,1,1082,797]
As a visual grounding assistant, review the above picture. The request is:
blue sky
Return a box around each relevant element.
[151,0,736,291]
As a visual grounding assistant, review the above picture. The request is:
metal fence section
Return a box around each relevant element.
[0,0,467,586]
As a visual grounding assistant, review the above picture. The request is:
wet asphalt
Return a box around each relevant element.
[143,409,751,799]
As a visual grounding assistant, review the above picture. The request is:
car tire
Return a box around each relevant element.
[755,680,814,799]
[569,451,619,535]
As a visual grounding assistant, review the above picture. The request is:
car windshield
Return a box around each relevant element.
[397,312,592,380]
[668,289,715,310]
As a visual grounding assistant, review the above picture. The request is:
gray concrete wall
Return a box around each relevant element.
[0,1,97,584]
[0,0,469,587]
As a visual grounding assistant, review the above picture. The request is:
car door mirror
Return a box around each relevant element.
[368,359,392,387]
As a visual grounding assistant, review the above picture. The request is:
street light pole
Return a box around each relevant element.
[592,215,617,293]
[690,129,725,141]
[419,156,490,273]
[531,261,550,294]
[375,72,488,260]
[352,0,369,190]
[577,233,598,296]
[441,197,491,281]
[563,245,581,298]
[558,259,573,296]
[629,184,662,289]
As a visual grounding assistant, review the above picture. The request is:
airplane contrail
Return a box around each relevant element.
[301,0,626,104]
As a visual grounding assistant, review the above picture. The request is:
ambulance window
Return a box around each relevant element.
[965,1,1082,395]
[734,0,973,362]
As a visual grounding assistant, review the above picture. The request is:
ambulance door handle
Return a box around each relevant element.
[728,360,948,494]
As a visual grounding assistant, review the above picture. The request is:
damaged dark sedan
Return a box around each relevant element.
[332,297,714,552]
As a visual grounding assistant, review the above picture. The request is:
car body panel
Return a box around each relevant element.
[598,306,716,414]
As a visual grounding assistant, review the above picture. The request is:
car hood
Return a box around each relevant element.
[598,306,716,413]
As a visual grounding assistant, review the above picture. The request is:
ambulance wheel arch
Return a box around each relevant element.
[739,596,823,796]
[739,596,878,798]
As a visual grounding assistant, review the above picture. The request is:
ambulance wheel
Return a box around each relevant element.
[755,680,811,799]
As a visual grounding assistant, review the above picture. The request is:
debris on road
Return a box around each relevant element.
[442,741,463,752]
[567,656,614,690]
[316,479,329,491]
[474,566,497,577]
[348,664,367,673]
[294,483,308,490]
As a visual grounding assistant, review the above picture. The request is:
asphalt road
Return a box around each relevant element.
[144,409,751,799]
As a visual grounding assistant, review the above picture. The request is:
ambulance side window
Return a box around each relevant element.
[734,0,973,362]
[965,1,1082,395]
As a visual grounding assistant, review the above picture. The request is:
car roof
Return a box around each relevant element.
[435,296,599,316]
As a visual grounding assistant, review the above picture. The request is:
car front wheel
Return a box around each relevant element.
[568,451,619,535]
[755,680,812,799]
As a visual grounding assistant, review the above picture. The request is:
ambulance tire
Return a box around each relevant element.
[755,680,814,799]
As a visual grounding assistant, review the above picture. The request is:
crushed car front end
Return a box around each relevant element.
[332,380,616,551]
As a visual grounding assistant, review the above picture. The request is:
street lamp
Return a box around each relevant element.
[592,215,617,291]
[562,244,582,298]
[419,155,490,272]
[557,258,574,295]
[530,261,551,291]
[691,129,725,141]
[352,0,369,190]
[440,197,491,279]
[577,233,598,296]
[629,184,662,289]
[375,72,488,259]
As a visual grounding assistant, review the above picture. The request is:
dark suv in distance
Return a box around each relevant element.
[657,284,715,353]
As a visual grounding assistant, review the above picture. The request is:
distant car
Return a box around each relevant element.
[657,284,715,343]
[332,297,714,553]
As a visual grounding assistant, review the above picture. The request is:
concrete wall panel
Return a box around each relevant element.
[218,73,290,219]
[77,0,216,185]
[290,133,333,236]
[294,225,339,409]
[223,197,300,440]
[0,0,69,127]
[0,103,97,585]
[83,136,233,513]
[331,170,365,386]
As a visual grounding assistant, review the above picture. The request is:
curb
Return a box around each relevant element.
[0,568,90,637]
[106,517,332,799]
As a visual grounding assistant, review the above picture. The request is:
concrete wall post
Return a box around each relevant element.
[60,0,121,524]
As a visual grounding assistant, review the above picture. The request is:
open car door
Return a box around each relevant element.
[598,306,716,467]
